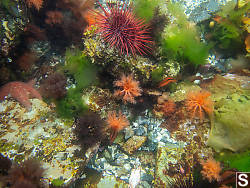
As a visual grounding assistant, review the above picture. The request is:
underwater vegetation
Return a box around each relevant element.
[55,87,88,119]
[133,0,162,22]
[39,72,67,100]
[64,49,97,90]
[74,111,106,151]
[148,6,169,45]
[209,1,250,53]
[215,150,250,172]
[156,98,176,117]
[207,93,250,152]
[113,74,142,104]
[15,51,38,72]
[45,11,64,25]
[161,3,210,66]
[94,0,152,56]
[54,49,97,119]
[1,0,250,186]
[3,159,45,188]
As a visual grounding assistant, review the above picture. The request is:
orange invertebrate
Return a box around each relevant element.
[106,111,129,142]
[201,158,221,182]
[114,74,142,104]
[185,90,213,120]
[83,10,100,31]
[158,77,176,87]
[26,0,43,11]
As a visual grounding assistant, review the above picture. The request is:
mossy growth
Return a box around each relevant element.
[51,178,65,187]
[0,0,16,14]
[161,3,210,66]
[54,49,97,119]
[133,0,163,22]
[151,65,165,83]
[210,1,250,52]
[207,94,250,152]
[64,49,97,90]
[215,150,250,172]
[55,88,88,119]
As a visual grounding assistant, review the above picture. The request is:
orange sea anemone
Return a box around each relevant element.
[114,74,142,104]
[201,158,221,182]
[83,10,100,31]
[185,90,213,120]
[106,111,129,142]
[26,0,43,10]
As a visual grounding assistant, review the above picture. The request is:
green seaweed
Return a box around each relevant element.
[133,0,162,22]
[0,0,16,14]
[161,3,210,66]
[64,49,97,90]
[52,178,65,186]
[55,88,88,119]
[151,66,165,83]
[54,49,97,119]
[207,94,250,152]
[215,150,250,172]
[210,1,250,51]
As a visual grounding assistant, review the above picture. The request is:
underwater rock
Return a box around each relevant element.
[0,98,82,182]
[0,0,28,56]
[207,93,250,152]
[96,175,127,188]
[155,146,183,187]
[122,136,147,154]
[201,74,243,100]
[170,82,201,102]
[171,0,233,23]
[81,86,118,117]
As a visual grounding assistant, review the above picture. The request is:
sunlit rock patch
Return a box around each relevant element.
[0,98,82,182]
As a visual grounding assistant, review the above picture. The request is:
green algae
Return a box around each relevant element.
[215,150,250,172]
[208,93,250,152]
[0,140,19,153]
[210,1,250,51]
[64,49,97,90]
[56,88,88,119]
[52,178,65,186]
[161,2,210,66]
[134,0,162,22]
[55,49,97,119]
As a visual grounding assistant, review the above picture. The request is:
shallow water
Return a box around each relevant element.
[0,0,249,187]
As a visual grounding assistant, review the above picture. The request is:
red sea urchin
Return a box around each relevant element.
[95,0,152,56]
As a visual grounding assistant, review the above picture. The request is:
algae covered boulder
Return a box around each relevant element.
[207,94,250,152]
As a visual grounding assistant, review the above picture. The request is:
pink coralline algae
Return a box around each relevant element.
[0,81,42,110]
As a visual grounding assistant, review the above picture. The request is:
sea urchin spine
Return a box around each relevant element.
[95,0,152,56]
